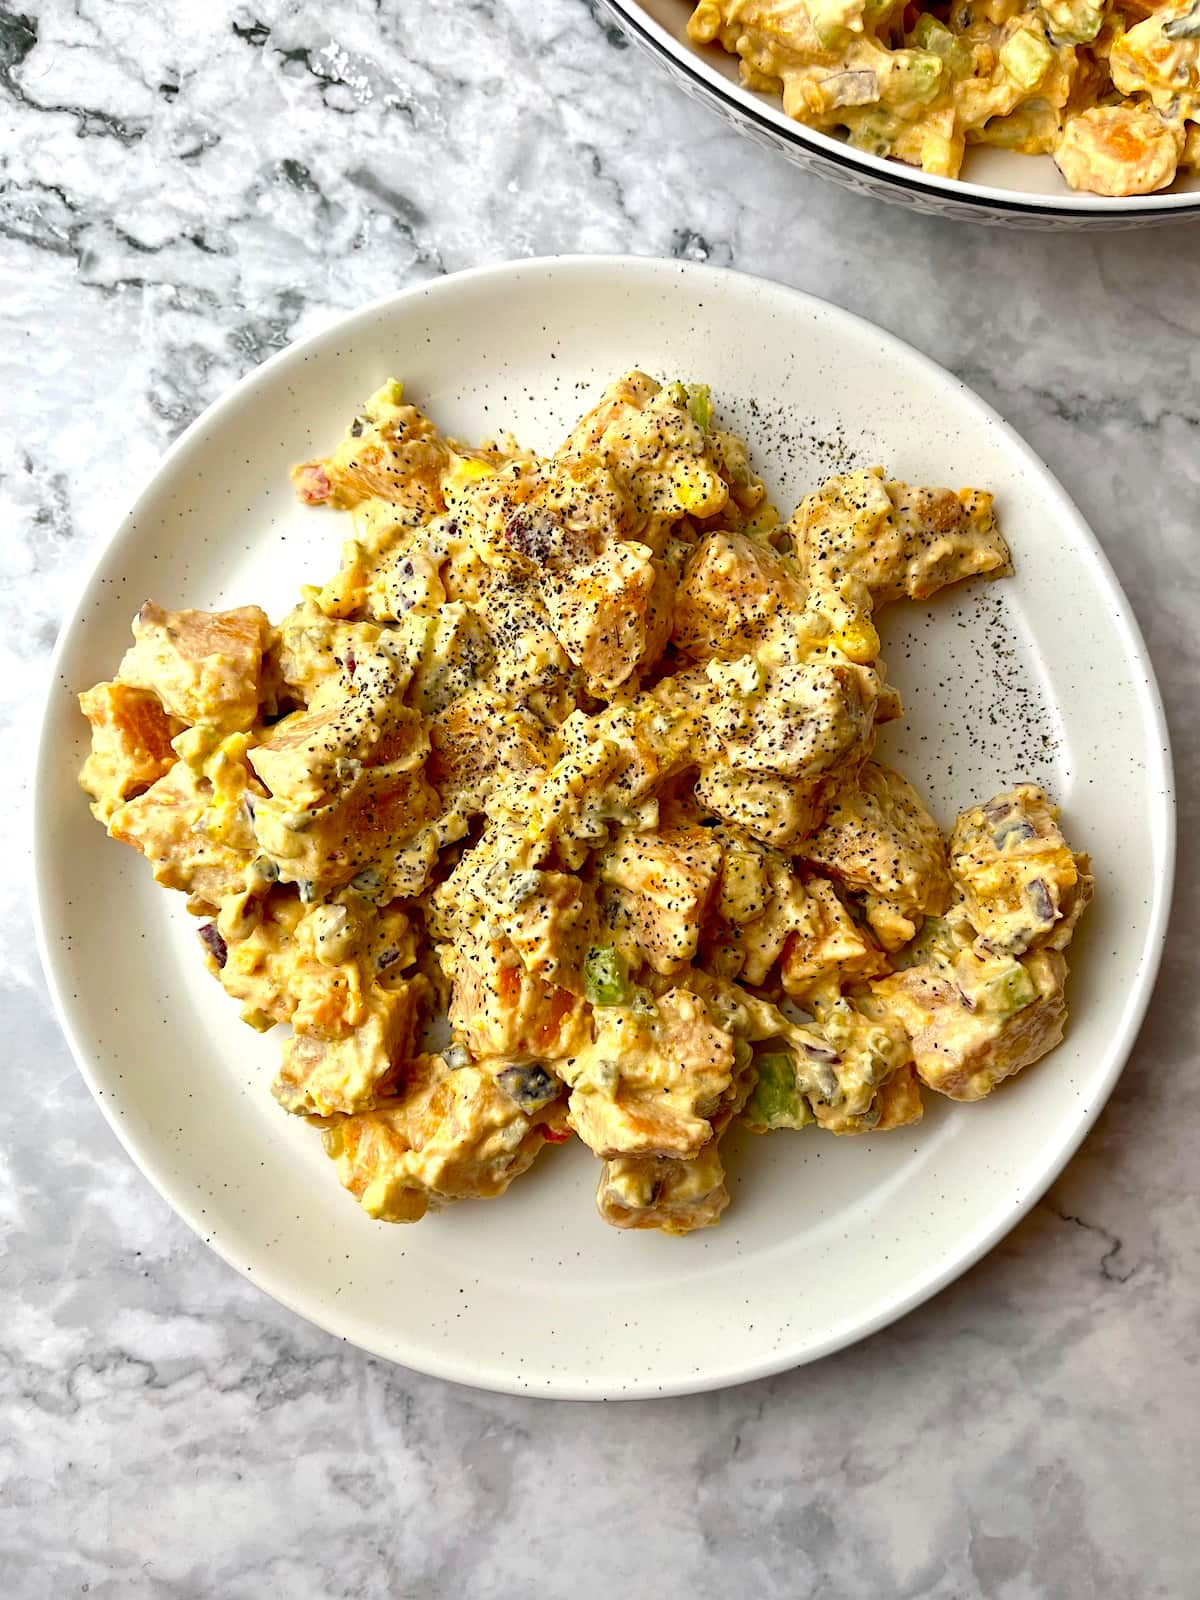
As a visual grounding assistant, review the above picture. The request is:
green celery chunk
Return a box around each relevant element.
[894,914,955,971]
[816,20,849,48]
[999,29,1055,90]
[670,381,713,430]
[1040,0,1103,44]
[971,958,1037,1016]
[888,49,945,107]
[743,1052,814,1133]
[846,105,898,157]
[688,386,712,430]
[911,14,975,75]
[584,945,632,1007]
[365,378,405,418]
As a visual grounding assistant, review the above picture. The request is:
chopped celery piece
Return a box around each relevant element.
[890,50,945,107]
[809,0,892,47]
[364,379,405,418]
[911,14,975,75]
[912,13,948,47]
[687,384,712,430]
[970,958,1037,1016]
[895,914,955,971]
[584,945,632,1007]
[670,381,713,429]
[816,20,849,48]
[999,29,1055,90]
[743,1052,813,1133]
[847,106,898,157]
[1040,0,1103,43]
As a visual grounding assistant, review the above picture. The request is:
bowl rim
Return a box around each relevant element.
[602,0,1200,217]
[33,255,1177,1397]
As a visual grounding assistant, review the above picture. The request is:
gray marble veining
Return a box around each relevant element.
[2,1,1198,1595]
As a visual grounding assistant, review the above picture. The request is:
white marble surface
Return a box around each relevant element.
[3,0,1198,1593]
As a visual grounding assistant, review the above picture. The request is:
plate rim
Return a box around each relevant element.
[33,255,1177,1398]
[601,0,1200,218]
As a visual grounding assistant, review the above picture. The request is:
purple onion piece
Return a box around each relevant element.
[802,1042,842,1064]
[993,818,1035,849]
[1027,878,1055,923]
[497,1063,561,1112]
[198,923,227,968]
[822,69,879,108]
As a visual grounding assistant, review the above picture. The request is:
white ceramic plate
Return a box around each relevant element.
[603,0,1200,226]
[35,258,1174,1398]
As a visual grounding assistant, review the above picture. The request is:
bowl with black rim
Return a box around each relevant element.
[601,0,1200,227]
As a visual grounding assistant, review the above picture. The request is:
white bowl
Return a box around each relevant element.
[604,0,1200,226]
[35,257,1174,1397]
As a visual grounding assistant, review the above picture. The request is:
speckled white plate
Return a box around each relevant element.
[35,257,1174,1399]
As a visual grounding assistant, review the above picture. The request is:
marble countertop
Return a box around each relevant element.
[4,1,1198,1593]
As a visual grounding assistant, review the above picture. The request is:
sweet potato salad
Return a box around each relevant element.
[79,373,1092,1235]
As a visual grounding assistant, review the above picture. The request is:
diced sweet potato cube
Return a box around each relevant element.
[780,877,887,1002]
[596,1140,729,1234]
[322,1056,559,1222]
[565,989,734,1160]
[109,760,253,903]
[802,762,952,948]
[448,935,591,1061]
[119,602,270,732]
[78,681,181,823]
[600,827,722,975]
[871,949,1068,1102]
[791,470,1011,607]
[273,980,428,1117]
[541,542,674,693]
[949,785,1091,957]
[672,530,803,661]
